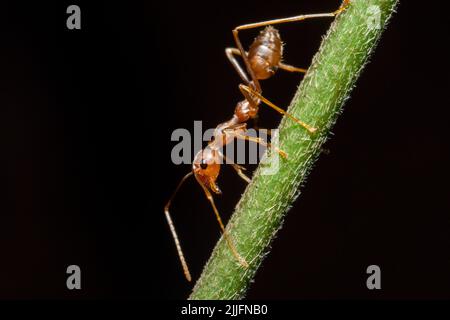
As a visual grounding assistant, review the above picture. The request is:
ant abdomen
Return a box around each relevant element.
[248,26,283,80]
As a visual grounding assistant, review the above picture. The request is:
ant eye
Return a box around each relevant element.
[200,160,208,170]
[210,136,215,142]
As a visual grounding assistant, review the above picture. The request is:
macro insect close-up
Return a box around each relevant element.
[164,0,350,284]
[2,0,450,312]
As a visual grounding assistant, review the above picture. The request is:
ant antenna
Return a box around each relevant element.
[164,172,194,282]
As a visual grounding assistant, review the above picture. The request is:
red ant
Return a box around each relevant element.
[164,1,351,282]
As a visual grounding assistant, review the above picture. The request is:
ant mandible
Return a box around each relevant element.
[164,0,351,282]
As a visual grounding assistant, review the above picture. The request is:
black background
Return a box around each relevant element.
[0,0,449,300]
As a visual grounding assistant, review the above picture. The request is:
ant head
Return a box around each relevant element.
[193,147,221,194]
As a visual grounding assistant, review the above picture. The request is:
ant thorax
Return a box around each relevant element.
[235,99,259,123]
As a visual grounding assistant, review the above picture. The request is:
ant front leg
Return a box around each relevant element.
[224,124,288,159]
[231,164,252,183]
[219,150,252,184]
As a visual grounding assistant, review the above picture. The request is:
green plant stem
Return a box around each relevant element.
[189,0,398,300]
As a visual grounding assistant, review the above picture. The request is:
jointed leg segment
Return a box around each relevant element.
[223,124,288,159]
[226,48,251,85]
[239,84,317,134]
[220,151,252,184]
[278,62,307,74]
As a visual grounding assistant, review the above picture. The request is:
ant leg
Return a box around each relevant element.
[232,31,261,93]
[232,0,351,88]
[224,126,288,159]
[278,62,307,74]
[239,84,317,134]
[219,150,252,184]
[197,182,249,268]
[231,164,252,183]
[228,47,307,76]
[164,172,194,282]
[235,0,350,32]
[237,133,287,159]
[225,47,251,85]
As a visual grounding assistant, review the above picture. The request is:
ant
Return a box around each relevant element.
[164,1,351,282]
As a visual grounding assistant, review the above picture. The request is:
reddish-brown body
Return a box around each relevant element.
[248,26,283,80]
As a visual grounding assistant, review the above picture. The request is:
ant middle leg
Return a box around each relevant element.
[239,84,317,134]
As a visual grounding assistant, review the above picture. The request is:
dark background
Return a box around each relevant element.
[0,0,449,299]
